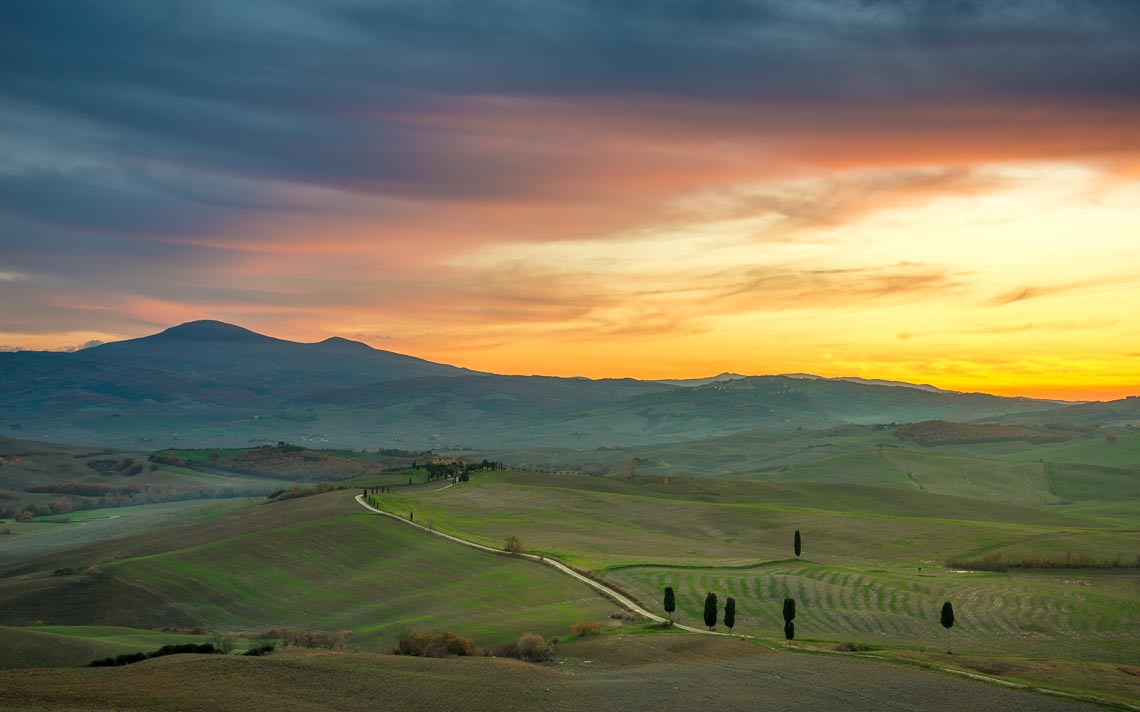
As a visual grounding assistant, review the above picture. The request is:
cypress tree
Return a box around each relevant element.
[794,530,802,558]
[663,586,676,624]
[782,597,796,642]
[724,596,736,632]
[940,601,955,653]
[782,597,796,624]
[703,592,718,630]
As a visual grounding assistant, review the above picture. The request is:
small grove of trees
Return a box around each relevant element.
[703,592,718,630]
[504,535,523,554]
[783,597,796,641]
[794,530,801,558]
[724,596,736,632]
[395,630,480,658]
[663,586,676,624]
[941,601,955,653]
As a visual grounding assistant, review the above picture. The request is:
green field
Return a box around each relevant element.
[106,501,618,647]
[365,471,1140,570]
[0,626,213,668]
[609,562,1139,661]
[3,433,1138,706]
[363,467,1140,702]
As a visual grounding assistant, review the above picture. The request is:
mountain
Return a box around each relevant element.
[557,375,1062,439]
[74,320,475,392]
[0,320,1076,450]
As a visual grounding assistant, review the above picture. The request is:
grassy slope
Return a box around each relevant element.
[609,562,1139,662]
[0,626,211,668]
[105,499,618,647]
[1002,430,1140,466]
[368,471,1139,570]
[367,472,1140,678]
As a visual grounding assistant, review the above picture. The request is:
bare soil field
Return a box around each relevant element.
[0,636,1103,711]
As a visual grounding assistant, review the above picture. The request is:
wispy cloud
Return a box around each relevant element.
[987,275,1137,306]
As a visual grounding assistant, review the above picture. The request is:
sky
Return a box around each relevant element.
[2,1,1139,400]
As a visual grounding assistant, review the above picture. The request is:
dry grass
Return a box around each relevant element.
[0,639,1105,711]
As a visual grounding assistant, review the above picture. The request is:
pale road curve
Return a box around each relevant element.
[353,491,1131,711]
[354,491,718,635]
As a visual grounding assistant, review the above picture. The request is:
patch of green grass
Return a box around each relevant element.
[610,563,1140,663]
[364,471,1137,570]
[1003,431,1140,468]
[0,625,212,668]
[108,511,618,648]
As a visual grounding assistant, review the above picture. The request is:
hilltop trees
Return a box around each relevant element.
[663,586,676,624]
[703,592,718,630]
[724,596,736,632]
[941,601,955,653]
[794,530,801,558]
[783,597,796,641]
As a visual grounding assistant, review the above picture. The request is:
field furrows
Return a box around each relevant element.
[615,564,1139,654]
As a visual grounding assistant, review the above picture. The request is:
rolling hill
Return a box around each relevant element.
[0,320,1080,450]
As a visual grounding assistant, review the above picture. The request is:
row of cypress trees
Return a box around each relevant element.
[663,588,956,650]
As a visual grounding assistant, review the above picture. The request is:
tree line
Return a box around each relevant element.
[663,529,958,651]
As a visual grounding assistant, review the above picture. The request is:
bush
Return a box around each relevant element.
[394,630,481,657]
[87,643,218,667]
[493,632,553,663]
[570,622,602,637]
[833,642,875,652]
[243,643,276,657]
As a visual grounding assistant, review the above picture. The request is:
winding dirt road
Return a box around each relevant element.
[353,490,1125,711]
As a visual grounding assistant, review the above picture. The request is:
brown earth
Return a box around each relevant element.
[0,635,1103,711]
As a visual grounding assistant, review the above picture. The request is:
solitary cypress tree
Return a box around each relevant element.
[724,596,736,632]
[782,597,796,642]
[782,597,796,624]
[940,601,955,653]
[794,530,802,558]
[703,592,718,630]
[663,586,676,624]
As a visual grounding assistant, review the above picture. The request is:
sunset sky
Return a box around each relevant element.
[2,1,1139,400]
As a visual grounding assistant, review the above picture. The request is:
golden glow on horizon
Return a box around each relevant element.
[6,161,1140,403]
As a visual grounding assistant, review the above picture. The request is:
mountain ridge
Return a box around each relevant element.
[0,320,1108,450]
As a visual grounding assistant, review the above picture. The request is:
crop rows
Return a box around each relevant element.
[616,564,1139,651]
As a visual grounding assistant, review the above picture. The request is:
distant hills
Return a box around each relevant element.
[1,320,1131,450]
[75,320,475,390]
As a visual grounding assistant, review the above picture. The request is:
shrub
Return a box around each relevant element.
[243,643,276,656]
[394,630,481,657]
[210,633,235,654]
[87,643,218,667]
[833,642,875,652]
[504,535,523,554]
[493,633,553,663]
[570,622,602,637]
